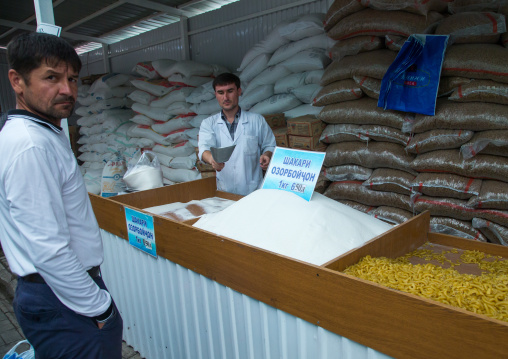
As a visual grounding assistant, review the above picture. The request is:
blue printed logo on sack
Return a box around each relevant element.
[394,64,431,88]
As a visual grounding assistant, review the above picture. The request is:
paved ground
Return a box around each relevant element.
[0,251,143,358]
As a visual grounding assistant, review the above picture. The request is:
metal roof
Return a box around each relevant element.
[0,0,240,54]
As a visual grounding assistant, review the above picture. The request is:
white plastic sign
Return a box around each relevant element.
[262,147,325,201]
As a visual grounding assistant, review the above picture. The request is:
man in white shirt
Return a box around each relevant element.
[198,73,276,195]
[0,32,122,358]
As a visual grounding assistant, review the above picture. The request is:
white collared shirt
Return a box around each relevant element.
[0,110,111,317]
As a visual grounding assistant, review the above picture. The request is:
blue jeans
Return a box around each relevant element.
[13,275,123,359]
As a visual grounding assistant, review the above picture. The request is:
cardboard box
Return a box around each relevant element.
[263,113,286,130]
[287,115,326,137]
[200,171,216,178]
[289,134,324,151]
[272,127,288,147]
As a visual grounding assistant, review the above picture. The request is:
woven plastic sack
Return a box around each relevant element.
[313,79,363,106]
[385,34,408,52]
[327,9,443,41]
[412,100,508,133]
[151,59,178,78]
[324,141,416,174]
[284,104,322,119]
[435,12,506,44]
[353,76,382,99]
[323,164,373,181]
[279,48,331,73]
[411,172,481,200]
[369,206,413,225]
[319,97,410,129]
[250,94,302,115]
[472,218,508,246]
[130,78,175,97]
[430,216,486,241]
[239,84,274,110]
[321,50,397,86]
[460,130,508,159]
[438,76,472,96]
[406,129,473,154]
[324,180,413,211]
[151,87,194,108]
[467,180,508,210]
[320,123,410,146]
[328,36,384,61]
[362,168,415,195]
[411,149,508,182]
[442,44,508,84]
[269,34,333,66]
[378,34,449,116]
[449,79,508,105]
[152,141,195,158]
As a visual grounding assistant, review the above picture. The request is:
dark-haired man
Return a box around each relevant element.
[198,73,276,195]
[0,32,122,358]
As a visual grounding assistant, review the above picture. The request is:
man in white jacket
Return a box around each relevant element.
[198,73,276,196]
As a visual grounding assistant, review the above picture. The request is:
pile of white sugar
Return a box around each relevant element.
[193,189,393,266]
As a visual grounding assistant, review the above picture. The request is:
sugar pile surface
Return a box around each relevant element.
[193,189,392,265]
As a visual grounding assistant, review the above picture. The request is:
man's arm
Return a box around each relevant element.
[6,147,111,318]
[202,150,225,172]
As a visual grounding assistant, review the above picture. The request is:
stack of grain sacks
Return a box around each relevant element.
[127,59,228,184]
[409,1,508,245]
[320,0,508,245]
[237,13,333,119]
[76,73,138,194]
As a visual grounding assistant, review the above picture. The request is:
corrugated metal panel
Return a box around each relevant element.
[78,0,334,76]
[100,230,393,359]
[189,0,332,71]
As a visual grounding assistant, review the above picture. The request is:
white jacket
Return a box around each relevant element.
[198,110,276,196]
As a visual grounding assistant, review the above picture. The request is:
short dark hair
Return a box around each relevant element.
[213,72,241,91]
[7,32,82,83]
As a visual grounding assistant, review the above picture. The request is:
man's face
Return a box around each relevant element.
[215,83,242,112]
[10,60,79,125]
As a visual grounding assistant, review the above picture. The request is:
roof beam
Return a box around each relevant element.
[0,0,67,41]
[0,19,113,44]
[62,0,128,31]
[125,0,197,17]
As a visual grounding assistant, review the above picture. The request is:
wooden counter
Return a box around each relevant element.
[90,177,508,359]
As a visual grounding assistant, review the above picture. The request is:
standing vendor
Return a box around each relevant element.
[198,73,276,196]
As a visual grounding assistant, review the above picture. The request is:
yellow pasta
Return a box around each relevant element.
[343,243,508,322]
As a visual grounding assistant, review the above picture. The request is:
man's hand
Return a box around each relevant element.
[202,150,225,172]
[259,151,272,171]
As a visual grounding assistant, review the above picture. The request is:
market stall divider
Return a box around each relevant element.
[90,177,508,359]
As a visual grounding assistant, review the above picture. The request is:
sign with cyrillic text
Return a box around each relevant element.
[125,207,157,258]
[262,147,325,201]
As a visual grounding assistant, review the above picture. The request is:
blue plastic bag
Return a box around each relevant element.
[2,340,35,359]
[378,34,449,116]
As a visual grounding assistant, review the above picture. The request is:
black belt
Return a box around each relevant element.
[21,266,101,284]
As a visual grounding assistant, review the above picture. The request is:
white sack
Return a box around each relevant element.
[151,59,178,78]
[152,116,193,134]
[128,90,157,105]
[161,166,200,183]
[130,78,175,97]
[152,141,196,158]
[291,84,322,104]
[239,53,271,84]
[151,87,194,108]
[284,104,323,119]
[280,48,331,73]
[268,34,334,66]
[239,84,274,110]
[250,94,302,115]
[190,99,221,115]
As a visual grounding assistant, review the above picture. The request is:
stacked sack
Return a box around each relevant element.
[76,73,140,193]
[128,59,228,184]
[409,0,508,245]
[320,0,508,245]
[237,13,334,119]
